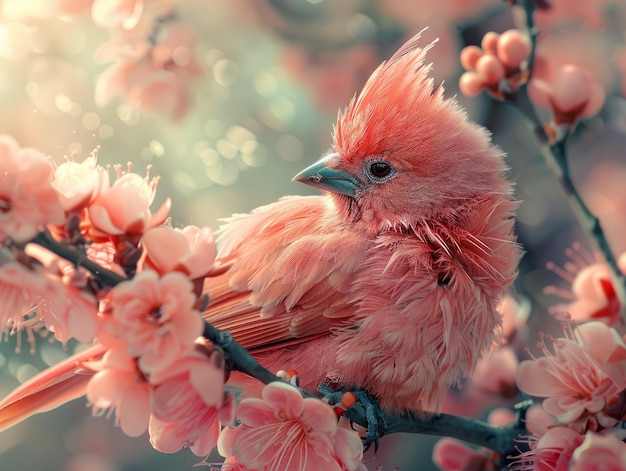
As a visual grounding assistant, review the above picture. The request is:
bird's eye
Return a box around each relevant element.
[368,161,394,180]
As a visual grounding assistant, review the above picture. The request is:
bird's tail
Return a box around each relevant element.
[0,344,106,432]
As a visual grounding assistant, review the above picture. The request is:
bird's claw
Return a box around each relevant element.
[317,385,387,452]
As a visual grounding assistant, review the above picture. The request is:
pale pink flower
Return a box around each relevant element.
[95,24,203,122]
[511,426,584,471]
[497,294,530,340]
[88,164,170,237]
[0,135,64,243]
[218,381,365,471]
[0,261,52,328]
[0,256,98,345]
[516,321,626,432]
[529,64,605,125]
[140,225,217,279]
[85,346,151,437]
[101,270,203,373]
[148,345,233,456]
[22,244,99,344]
[432,437,486,471]
[527,31,611,125]
[570,431,626,471]
[50,151,109,213]
[545,245,624,326]
[470,346,519,396]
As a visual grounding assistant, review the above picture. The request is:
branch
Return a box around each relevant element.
[371,401,531,456]
[31,230,127,287]
[500,0,626,309]
[202,320,527,458]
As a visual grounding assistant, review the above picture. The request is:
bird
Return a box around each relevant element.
[0,32,521,431]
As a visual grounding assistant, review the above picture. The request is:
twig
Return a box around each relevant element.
[501,0,626,309]
[31,231,126,287]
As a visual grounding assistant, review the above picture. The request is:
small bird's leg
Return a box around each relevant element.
[318,385,387,451]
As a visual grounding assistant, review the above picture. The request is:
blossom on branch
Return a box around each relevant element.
[88,164,170,238]
[98,270,203,374]
[95,23,203,122]
[516,321,626,432]
[148,343,234,456]
[545,247,625,326]
[0,253,97,346]
[0,135,64,243]
[570,431,626,470]
[218,382,365,471]
[529,64,605,125]
[50,150,109,213]
[85,346,151,437]
[140,224,217,279]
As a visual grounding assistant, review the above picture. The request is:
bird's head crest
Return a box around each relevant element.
[333,31,442,163]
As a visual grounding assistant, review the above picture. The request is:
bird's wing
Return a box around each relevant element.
[203,195,366,351]
[0,344,106,432]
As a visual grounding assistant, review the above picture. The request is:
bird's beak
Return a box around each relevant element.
[292,154,360,197]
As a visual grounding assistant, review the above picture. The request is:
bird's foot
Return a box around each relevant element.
[317,385,387,452]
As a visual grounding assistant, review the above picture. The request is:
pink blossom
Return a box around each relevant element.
[95,24,203,122]
[140,225,217,279]
[527,31,611,125]
[513,426,584,471]
[0,135,64,243]
[570,431,626,471]
[470,345,519,396]
[50,151,109,213]
[497,294,530,340]
[100,270,203,373]
[516,321,626,432]
[529,64,605,124]
[88,164,170,237]
[432,437,485,470]
[545,245,623,326]
[218,381,365,471]
[0,256,97,345]
[85,346,151,437]
[148,344,233,456]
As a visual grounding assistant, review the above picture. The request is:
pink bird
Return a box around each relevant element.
[0,33,520,431]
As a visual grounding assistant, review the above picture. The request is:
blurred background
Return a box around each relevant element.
[0,0,625,469]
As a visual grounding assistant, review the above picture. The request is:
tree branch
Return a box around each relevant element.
[501,0,626,310]
[31,231,127,287]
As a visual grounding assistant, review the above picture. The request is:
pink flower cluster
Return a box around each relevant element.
[218,382,365,471]
[0,133,216,347]
[92,0,203,121]
[510,320,626,469]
